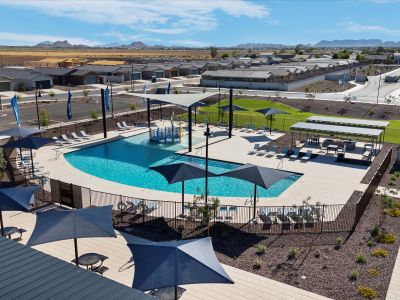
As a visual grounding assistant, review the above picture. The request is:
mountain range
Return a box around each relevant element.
[32,39,400,49]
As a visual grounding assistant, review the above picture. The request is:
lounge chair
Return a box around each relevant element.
[248,143,260,155]
[290,149,300,159]
[122,121,134,129]
[61,135,73,144]
[116,122,128,131]
[301,150,312,161]
[240,123,249,132]
[257,125,267,134]
[266,144,278,157]
[362,150,371,160]
[79,131,90,139]
[71,132,83,141]
[276,147,289,158]
[52,136,65,145]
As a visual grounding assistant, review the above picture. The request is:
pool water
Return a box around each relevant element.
[65,134,300,198]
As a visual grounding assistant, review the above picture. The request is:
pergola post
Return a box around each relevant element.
[147,98,151,128]
[188,105,192,152]
[228,89,233,138]
[100,88,107,138]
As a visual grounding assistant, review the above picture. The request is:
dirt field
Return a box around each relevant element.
[292,80,356,93]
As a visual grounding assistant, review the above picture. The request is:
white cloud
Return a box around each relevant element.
[0,31,101,46]
[0,0,270,36]
[339,21,400,35]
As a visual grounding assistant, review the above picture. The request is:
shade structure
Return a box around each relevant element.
[0,185,39,236]
[220,163,293,219]
[2,136,53,175]
[219,104,247,112]
[128,237,233,298]
[256,107,288,135]
[129,92,218,108]
[0,126,43,138]
[149,162,216,215]
[27,206,117,264]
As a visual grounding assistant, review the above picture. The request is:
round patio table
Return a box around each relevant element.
[77,253,101,270]
[3,226,18,239]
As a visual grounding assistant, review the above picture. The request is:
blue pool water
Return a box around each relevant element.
[65,134,300,198]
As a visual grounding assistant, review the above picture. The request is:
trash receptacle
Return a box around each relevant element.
[338,153,344,162]
[151,76,157,83]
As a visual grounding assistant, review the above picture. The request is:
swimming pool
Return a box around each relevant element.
[65,134,300,198]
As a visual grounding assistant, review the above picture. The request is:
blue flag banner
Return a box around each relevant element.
[10,95,20,126]
[142,84,147,103]
[67,90,72,120]
[104,86,110,112]
[166,82,171,94]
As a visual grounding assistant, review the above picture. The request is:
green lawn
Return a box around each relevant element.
[192,98,400,144]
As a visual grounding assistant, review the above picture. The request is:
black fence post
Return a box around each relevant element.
[174,201,177,228]
[320,204,325,233]
[281,206,285,234]
[89,188,92,207]
[142,200,145,224]
[120,195,123,223]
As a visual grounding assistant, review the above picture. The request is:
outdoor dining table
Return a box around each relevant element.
[2,226,19,239]
[327,144,339,154]
[77,253,102,270]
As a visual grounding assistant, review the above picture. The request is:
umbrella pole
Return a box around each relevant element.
[181,181,185,215]
[30,148,34,175]
[253,184,257,220]
[175,285,178,300]
[74,238,79,265]
[269,115,272,135]
[0,210,4,236]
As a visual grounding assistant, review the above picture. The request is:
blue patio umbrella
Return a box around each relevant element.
[27,205,117,265]
[2,136,53,175]
[220,163,293,219]
[149,162,216,215]
[0,126,43,138]
[219,104,247,112]
[256,107,288,135]
[0,185,39,236]
[191,101,207,125]
[128,237,233,299]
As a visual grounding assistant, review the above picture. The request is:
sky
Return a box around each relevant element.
[0,0,400,47]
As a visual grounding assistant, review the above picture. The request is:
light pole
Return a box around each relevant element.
[376,69,382,104]
[204,123,211,204]
[35,89,41,129]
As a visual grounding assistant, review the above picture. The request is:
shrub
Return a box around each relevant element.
[367,240,376,247]
[356,254,367,264]
[129,104,136,111]
[314,249,321,258]
[349,270,358,280]
[253,259,262,270]
[385,208,400,217]
[335,237,344,249]
[256,245,267,255]
[395,171,400,178]
[370,224,380,238]
[376,232,396,244]
[90,110,98,120]
[39,109,49,127]
[383,196,394,209]
[288,248,299,260]
[372,248,388,257]
[368,268,380,276]
[357,286,377,299]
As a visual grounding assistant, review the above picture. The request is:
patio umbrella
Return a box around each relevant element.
[0,185,39,236]
[2,136,53,175]
[219,104,247,112]
[191,101,207,125]
[256,107,288,135]
[0,126,43,138]
[220,163,293,219]
[27,205,117,265]
[128,237,233,300]
[149,162,216,215]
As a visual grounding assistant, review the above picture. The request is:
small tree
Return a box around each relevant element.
[221,52,229,59]
[210,47,218,59]
[384,95,396,106]
[90,110,98,120]
[48,90,56,100]
[129,103,136,111]
[172,87,181,94]
[82,89,89,100]
[343,94,352,103]
[39,109,49,127]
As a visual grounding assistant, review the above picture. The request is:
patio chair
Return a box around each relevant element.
[257,125,267,134]
[71,132,83,141]
[266,144,278,157]
[287,211,304,229]
[289,148,300,159]
[79,131,91,139]
[240,123,249,132]
[362,150,371,160]
[61,135,73,144]
[276,147,289,159]
[116,122,128,131]
[122,121,135,129]
[52,136,65,146]
[248,143,260,155]
[301,150,312,161]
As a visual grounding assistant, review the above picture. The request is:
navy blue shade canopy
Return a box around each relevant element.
[128,237,233,293]
[0,126,44,138]
[0,185,39,236]
[219,104,247,112]
[27,206,117,264]
[149,162,216,215]
[2,136,53,150]
[191,101,207,108]
[220,163,294,219]
[256,107,288,116]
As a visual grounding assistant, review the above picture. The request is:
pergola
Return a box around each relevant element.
[290,122,384,157]
[129,90,234,152]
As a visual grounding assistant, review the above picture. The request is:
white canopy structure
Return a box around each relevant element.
[128,92,218,107]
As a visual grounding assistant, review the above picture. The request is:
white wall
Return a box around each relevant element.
[201,79,288,91]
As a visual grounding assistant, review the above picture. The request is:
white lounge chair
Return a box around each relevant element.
[52,137,65,145]
[122,121,134,129]
[301,150,312,161]
[116,122,128,131]
[277,147,289,159]
[79,131,90,140]
[266,144,278,157]
[61,135,73,144]
[248,143,260,155]
[71,132,83,141]
[290,149,300,159]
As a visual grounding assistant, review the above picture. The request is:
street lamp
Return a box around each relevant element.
[204,123,212,204]
[376,69,382,104]
[107,80,114,116]
[35,89,41,129]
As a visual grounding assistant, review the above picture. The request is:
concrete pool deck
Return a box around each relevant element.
[35,124,369,208]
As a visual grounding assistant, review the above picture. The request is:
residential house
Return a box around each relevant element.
[178,64,199,76]
[140,66,165,79]
[0,69,53,91]
[0,76,12,92]
[33,67,76,85]
[74,65,126,83]
[69,70,98,85]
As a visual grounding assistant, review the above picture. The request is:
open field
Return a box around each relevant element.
[292,80,356,93]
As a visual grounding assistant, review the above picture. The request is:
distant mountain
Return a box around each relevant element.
[126,41,149,49]
[314,39,400,48]
[34,40,91,48]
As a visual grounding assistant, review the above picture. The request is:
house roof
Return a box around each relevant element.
[306,116,389,128]
[141,66,165,72]
[202,70,271,79]
[76,65,123,73]
[89,60,127,65]
[0,237,153,300]
[70,70,97,76]
[33,67,76,76]
[0,69,51,81]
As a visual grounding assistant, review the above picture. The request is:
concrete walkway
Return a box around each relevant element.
[386,247,400,299]
[2,210,331,300]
